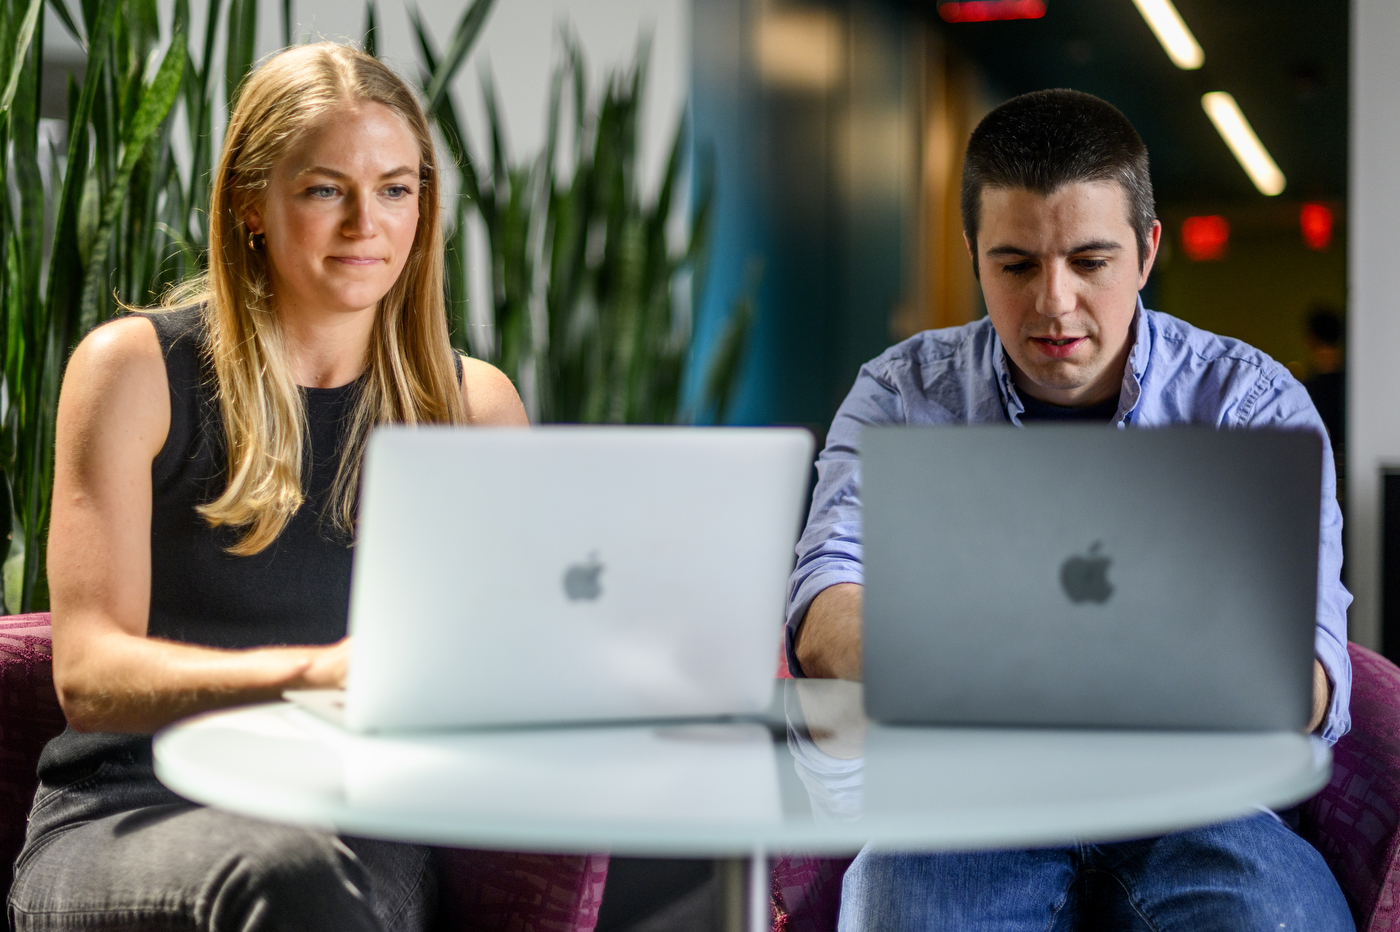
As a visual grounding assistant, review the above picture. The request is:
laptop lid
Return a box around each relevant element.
[861,425,1321,730]
[343,426,814,732]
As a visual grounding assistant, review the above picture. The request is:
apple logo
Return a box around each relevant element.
[1060,541,1113,604]
[563,553,603,601]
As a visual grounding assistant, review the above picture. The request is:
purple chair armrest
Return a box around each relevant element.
[1302,643,1400,932]
[771,855,852,932]
[0,614,66,903]
[434,848,608,932]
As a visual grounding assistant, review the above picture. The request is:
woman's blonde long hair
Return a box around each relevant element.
[166,43,464,555]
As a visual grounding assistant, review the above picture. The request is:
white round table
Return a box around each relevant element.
[153,680,1329,932]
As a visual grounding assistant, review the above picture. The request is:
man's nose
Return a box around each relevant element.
[1036,262,1076,318]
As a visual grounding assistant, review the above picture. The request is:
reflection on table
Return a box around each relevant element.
[154,680,1328,858]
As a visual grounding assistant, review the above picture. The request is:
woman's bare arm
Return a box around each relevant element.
[460,355,529,426]
[49,317,346,734]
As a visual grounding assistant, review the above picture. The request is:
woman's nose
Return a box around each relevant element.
[343,193,376,238]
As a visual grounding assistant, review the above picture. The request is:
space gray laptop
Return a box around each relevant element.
[288,425,814,732]
[860,425,1321,731]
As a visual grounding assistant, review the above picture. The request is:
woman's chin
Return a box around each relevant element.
[275,291,387,319]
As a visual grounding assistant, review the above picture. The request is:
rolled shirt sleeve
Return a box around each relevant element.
[785,363,905,677]
[1241,371,1352,744]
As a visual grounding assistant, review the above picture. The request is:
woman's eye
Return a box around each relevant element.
[308,186,339,199]
[383,185,413,199]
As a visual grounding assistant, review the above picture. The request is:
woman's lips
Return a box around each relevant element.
[331,256,382,266]
[1031,336,1086,359]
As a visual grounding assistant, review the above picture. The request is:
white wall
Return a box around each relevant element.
[1347,0,1400,650]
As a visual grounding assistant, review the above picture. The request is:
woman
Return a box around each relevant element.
[7,43,526,931]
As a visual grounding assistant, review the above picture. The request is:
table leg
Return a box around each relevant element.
[715,849,768,932]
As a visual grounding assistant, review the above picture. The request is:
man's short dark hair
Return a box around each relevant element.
[960,89,1156,278]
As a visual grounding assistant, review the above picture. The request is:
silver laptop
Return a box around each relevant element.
[860,425,1321,730]
[289,426,813,732]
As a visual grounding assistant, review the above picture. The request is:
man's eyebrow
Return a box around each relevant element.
[983,240,1123,258]
[295,165,418,180]
[1065,239,1123,254]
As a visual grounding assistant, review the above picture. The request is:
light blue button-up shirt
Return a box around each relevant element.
[786,300,1352,745]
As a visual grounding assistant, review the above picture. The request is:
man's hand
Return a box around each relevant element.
[1309,658,1330,734]
[794,583,863,680]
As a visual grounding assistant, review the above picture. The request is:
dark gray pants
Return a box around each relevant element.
[7,755,438,931]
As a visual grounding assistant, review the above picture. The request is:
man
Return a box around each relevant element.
[786,89,1353,931]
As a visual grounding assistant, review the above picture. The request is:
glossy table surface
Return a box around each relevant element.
[153,680,1329,857]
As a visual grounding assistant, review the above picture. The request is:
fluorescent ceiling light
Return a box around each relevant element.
[1201,92,1286,196]
[1130,0,1204,70]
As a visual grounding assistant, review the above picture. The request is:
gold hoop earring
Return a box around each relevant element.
[248,231,265,251]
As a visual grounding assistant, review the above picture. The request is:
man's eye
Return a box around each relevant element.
[1001,261,1034,276]
[1076,258,1109,271]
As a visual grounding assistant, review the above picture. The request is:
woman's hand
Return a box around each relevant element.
[290,638,350,690]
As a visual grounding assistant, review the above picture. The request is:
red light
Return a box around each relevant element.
[1300,202,1333,251]
[1181,216,1229,261]
[939,0,1047,23]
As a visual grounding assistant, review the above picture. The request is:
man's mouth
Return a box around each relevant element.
[1031,336,1086,358]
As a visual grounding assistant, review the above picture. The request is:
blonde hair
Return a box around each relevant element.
[165,43,464,555]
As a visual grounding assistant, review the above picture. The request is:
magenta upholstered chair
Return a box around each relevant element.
[1302,643,1400,932]
[0,614,607,932]
[770,643,1400,932]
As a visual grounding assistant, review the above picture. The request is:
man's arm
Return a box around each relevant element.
[1309,659,1330,733]
[785,358,913,677]
[1238,368,1351,742]
[794,583,863,680]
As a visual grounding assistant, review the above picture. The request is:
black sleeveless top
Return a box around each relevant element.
[38,305,459,779]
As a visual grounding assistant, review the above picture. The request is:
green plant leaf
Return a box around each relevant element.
[78,32,185,332]
[76,166,100,264]
[422,0,496,114]
[0,0,43,117]
[47,0,83,47]
[225,0,256,110]
[45,0,118,337]
[406,4,482,205]
[362,0,377,58]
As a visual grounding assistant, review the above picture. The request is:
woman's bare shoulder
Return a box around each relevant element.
[68,316,164,390]
[459,355,528,426]
[61,316,169,441]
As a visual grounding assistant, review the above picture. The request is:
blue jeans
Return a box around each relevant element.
[8,752,437,931]
[838,813,1354,931]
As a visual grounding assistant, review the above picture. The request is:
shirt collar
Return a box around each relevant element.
[994,295,1151,427]
[1117,296,1150,424]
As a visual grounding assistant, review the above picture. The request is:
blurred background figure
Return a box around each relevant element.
[1304,303,1346,458]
